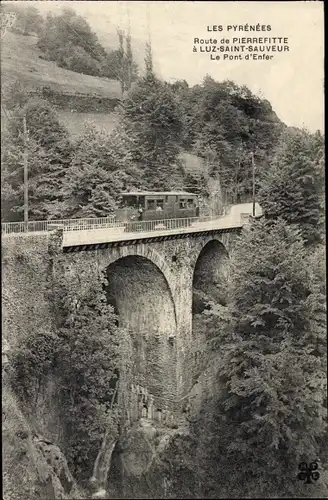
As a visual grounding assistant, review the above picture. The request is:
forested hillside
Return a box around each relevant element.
[2,38,297,222]
[3,58,323,224]
[2,2,304,223]
[1,3,137,84]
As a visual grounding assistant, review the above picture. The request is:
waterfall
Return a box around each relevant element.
[90,432,117,497]
[90,382,119,498]
[90,331,133,498]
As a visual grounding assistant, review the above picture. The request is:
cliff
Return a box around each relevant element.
[2,232,83,499]
[2,377,83,500]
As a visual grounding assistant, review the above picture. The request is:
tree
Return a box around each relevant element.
[1,91,72,221]
[118,75,184,190]
[2,3,43,35]
[172,76,283,204]
[171,79,189,93]
[62,122,141,218]
[106,29,138,94]
[125,30,137,91]
[116,28,126,95]
[195,218,327,498]
[1,80,29,111]
[144,40,154,78]
[59,43,102,76]
[37,8,107,77]
[20,5,43,35]
[258,128,324,245]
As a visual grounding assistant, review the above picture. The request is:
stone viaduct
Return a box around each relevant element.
[60,226,241,420]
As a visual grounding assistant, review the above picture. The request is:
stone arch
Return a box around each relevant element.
[104,250,178,407]
[100,245,174,294]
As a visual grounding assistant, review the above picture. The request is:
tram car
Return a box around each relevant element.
[115,191,200,231]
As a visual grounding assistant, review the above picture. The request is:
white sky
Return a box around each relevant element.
[6,1,325,132]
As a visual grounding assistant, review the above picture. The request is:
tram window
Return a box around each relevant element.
[137,196,145,208]
[157,200,164,210]
[123,195,138,208]
[187,199,194,208]
[147,199,156,210]
[179,199,187,209]
[165,196,168,202]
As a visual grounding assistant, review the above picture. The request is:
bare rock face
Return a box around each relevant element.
[2,384,83,500]
[32,435,82,499]
[107,418,186,498]
[119,419,156,477]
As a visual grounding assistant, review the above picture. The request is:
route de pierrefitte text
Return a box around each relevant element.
[194,37,289,44]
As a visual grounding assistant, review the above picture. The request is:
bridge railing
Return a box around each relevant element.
[2,214,234,236]
[60,215,219,233]
[121,216,212,234]
[1,216,116,235]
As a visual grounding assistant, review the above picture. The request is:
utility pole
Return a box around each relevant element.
[251,151,255,217]
[23,115,29,231]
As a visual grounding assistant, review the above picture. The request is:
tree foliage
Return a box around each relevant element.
[191,218,327,498]
[173,76,284,202]
[258,128,324,245]
[110,29,138,94]
[2,3,43,35]
[34,7,139,82]
[37,8,107,77]
[118,74,185,190]
[1,84,72,221]
[144,41,154,78]
[62,121,142,218]
[9,255,122,481]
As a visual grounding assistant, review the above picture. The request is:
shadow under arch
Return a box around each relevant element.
[191,239,230,380]
[105,255,178,406]
[192,239,230,313]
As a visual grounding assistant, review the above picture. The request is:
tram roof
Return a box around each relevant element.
[119,191,197,197]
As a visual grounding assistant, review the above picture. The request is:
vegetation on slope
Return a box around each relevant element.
[1,92,73,221]
[8,250,122,483]
[1,62,289,222]
[258,127,325,245]
[1,7,293,222]
[164,230,326,498]
[177,126,326,498]
[1,31,121,98]
[194,221,326,498]
[2,3,138,87]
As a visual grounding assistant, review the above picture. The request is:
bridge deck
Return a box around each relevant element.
[62,217,244,247]
[3,203,261,247]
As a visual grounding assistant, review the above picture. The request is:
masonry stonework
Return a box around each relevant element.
[62,231,238,413]
[3,229,239,422]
